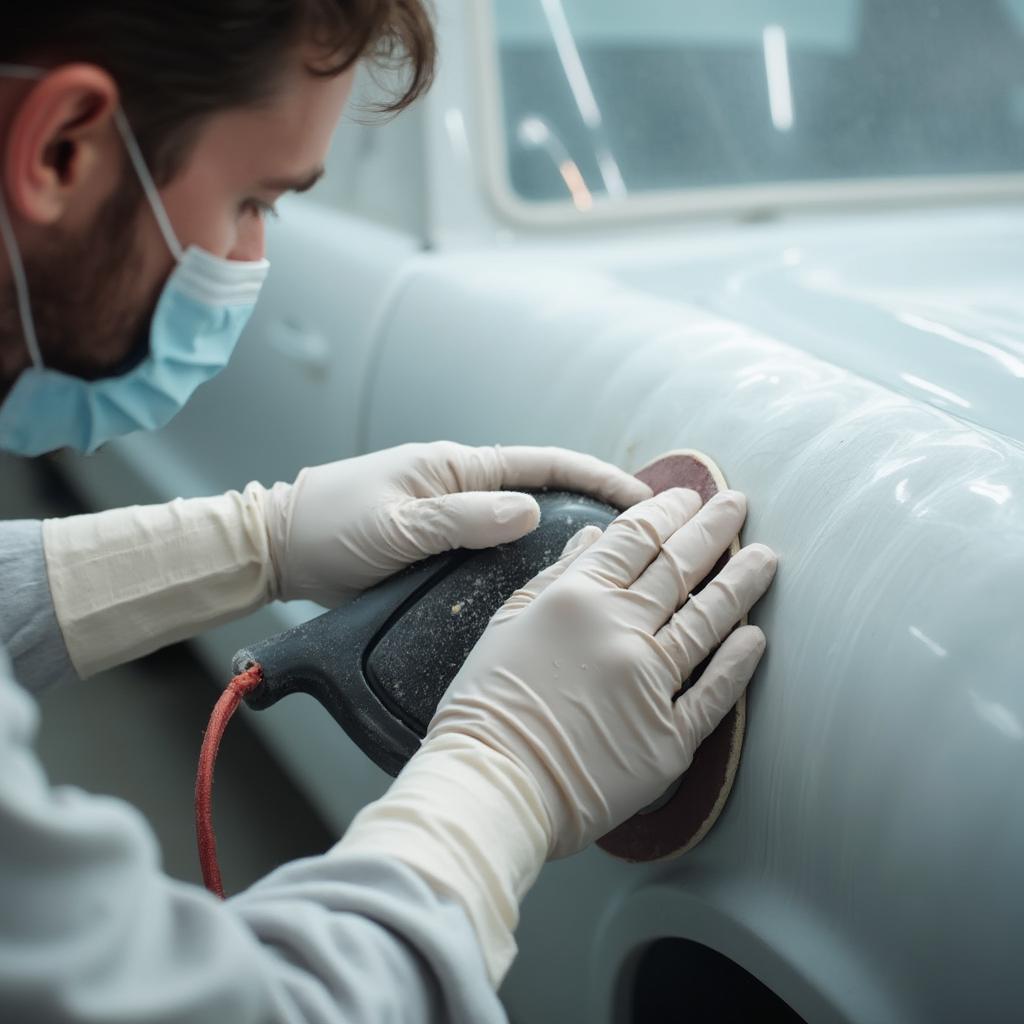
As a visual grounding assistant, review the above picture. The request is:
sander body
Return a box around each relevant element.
[234,490,618,776]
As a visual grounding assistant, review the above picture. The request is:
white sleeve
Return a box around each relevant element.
[42,488,278,680]
[0,648,506,1024]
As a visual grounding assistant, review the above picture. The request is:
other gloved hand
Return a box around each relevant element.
[43,441,649,678]
[259,441,652,606]
[337,486,777,982]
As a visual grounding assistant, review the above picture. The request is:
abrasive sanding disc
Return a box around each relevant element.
[596,450,746,863]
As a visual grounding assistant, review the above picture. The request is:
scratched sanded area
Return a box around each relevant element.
[597,450,746,863]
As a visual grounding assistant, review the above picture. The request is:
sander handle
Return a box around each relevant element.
[232,550,466,776]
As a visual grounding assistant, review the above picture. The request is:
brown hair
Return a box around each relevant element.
[5,1,436,183]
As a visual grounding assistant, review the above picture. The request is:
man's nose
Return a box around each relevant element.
[229,215,266,262]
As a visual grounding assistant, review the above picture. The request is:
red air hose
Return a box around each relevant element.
[194,663,264,898]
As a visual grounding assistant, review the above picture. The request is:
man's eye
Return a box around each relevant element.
[241,198,279,220]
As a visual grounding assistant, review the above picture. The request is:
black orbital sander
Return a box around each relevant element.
[203,452,746,880]
[234,489,618,776]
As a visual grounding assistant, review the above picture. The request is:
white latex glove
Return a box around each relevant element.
[338,487,777,983]
[431,485,777,856]
[43,442,648,678]
[260,441,652,606]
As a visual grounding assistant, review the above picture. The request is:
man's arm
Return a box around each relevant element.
[40,444,653,680]
[0,647,505,1023]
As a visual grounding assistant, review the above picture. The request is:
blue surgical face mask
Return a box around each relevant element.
[0,64,270,456]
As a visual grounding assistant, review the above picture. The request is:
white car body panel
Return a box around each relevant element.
[364,245,1024,1023]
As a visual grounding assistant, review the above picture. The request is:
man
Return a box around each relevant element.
[0,3,777,1021]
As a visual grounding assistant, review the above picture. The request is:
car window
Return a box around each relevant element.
[492,0,1024,209]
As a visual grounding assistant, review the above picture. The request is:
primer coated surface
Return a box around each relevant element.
[364,253,1024,1024]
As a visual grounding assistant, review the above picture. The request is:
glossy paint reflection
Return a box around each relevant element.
[703,212,1024,441]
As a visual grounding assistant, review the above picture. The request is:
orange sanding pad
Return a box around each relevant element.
[596,449,746,863]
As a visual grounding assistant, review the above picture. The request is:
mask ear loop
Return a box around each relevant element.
[112,109,184,263]
[0,64,46,370]
[0,181,44,371]
[0,65,187,369]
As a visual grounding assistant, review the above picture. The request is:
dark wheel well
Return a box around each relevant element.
[628,938,806,1023]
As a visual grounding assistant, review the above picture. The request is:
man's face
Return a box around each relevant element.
[0,51,354,391]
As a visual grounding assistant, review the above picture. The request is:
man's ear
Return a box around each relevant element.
[3,64,120,227]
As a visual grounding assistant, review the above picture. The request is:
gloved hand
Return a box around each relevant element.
[337,486,777,983]
[431,485,776,856]
[259,441,652,606]
[43,442,649,678]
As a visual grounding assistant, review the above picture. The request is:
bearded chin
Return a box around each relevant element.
[22,176,156,382]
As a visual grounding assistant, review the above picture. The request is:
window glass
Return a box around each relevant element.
[493,0,1024,208]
